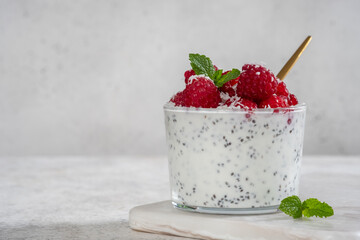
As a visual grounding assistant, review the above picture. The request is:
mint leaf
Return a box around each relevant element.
[302,198,334,218]
[188,53,240,87]
[214,68,240,87]
[189,53,215,78]
[213,69,223,81]
[279,196,334,219]
[279,195,303,219]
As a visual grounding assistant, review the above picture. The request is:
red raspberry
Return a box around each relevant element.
[224,97,257,110]
[170,91,186,106]
[288,93,298,106]
[276,81,299,106]
[236,64,278,102]
[219,70,240,97]
[276,81,289,97]
[184,69,196,84]
[258,95,289,108]
[183,76,221,108]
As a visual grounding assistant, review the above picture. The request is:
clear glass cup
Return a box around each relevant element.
[164,103,306,214]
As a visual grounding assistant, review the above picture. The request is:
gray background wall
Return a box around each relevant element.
[0,0,359,156]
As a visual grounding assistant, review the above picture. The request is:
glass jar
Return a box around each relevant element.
[164,103,306,214]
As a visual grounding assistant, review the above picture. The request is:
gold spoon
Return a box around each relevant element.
[277,36,312,80]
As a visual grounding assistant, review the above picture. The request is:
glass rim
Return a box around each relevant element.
[164,102,306,114]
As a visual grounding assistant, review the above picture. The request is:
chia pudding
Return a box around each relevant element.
[164,103,306,214]
[165,53,308,214]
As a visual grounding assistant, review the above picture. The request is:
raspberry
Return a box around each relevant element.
[170,91,186,106]
[276,81,289,97]
[219,71,240,97]
[288,93,298,106]
[258,95,289,108]
[219,79,238,97]
[236,64,278,102]
[276,81,299,106]
[184,69,195,84]
[224,97,257,110]
[183,76,221,108]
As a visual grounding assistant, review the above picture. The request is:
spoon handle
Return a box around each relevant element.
[277,36,312,80]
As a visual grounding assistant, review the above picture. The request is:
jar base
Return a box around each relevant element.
[172,201,280,215]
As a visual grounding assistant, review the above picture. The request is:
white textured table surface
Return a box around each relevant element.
[1,156,359,240]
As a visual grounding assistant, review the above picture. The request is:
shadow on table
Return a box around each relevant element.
[1,221,189,240]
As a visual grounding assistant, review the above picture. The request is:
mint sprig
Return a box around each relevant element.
[279,195,334,219]
[189,53,215,78]
[189,53,240,88]
[215,68,241,87]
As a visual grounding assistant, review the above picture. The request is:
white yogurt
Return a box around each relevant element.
[164,104,306,212]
